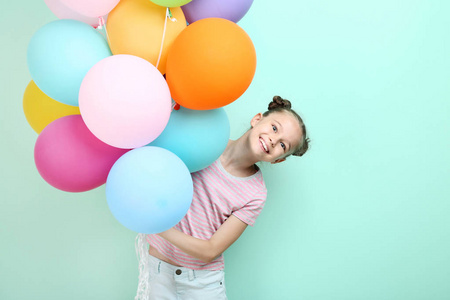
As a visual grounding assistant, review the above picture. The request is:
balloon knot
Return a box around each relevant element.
[98,16,106,29]
[174,103,181,111]
[167,8,177,22]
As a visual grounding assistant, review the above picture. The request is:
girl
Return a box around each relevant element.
[135,96,309,300]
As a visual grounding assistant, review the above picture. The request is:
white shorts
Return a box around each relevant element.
[147,255,228,300]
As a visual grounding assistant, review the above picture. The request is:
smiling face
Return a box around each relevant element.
[249,111,303,164]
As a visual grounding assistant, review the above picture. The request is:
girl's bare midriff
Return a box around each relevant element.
[148,245,182,267]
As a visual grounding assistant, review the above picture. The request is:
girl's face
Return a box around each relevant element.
[249,111,303,164]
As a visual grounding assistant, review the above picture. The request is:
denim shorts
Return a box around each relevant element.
[147,255,227,300]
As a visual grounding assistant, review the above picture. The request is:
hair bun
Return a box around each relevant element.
[268,96,292,110]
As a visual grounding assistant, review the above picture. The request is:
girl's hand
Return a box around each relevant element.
[156,215,248,263]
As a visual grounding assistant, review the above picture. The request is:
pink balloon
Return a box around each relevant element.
[79,55,172,149]
[44,0,106,27]
[60,0,120,18]
[34,115,129,193]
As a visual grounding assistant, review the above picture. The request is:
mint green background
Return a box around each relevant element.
[1,1,449,299]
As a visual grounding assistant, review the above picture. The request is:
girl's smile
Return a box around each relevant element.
[259,137,269,153]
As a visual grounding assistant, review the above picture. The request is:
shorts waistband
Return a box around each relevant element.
[148,254,201,281]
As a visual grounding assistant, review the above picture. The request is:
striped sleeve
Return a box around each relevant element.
[232,189,267,226]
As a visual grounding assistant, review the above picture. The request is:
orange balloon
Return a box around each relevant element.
[166,18,256,110]
[23,81,80,134]
[106,0,186,74]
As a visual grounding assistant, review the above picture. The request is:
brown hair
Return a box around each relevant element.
[263,96,310,157]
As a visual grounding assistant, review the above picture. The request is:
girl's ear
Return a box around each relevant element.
[250,113,263,128]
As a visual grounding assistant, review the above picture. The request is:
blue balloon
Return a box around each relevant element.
[106,147,193,234]
[27,19,112,106]
[149,107,230,172]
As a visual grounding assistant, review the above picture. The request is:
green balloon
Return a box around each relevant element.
[150,0,192,7]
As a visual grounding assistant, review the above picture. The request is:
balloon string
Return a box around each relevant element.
[156,9,169,69]
[97,16,112,49]
[156,8,177,69]
[134,233,150,300]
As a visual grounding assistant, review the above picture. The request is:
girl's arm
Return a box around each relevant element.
[157,215,248,263]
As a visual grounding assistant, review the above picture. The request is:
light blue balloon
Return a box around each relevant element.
[106,146,193,234]
[27,19,112,106]
[149,107,230,172]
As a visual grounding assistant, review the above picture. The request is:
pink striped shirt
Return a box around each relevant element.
[147,158,267,270]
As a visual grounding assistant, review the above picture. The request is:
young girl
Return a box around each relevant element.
[135,96,309,300]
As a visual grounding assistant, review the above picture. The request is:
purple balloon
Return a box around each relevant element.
[181,0,254,24]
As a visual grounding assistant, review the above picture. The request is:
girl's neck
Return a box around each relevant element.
[219,137,259,177]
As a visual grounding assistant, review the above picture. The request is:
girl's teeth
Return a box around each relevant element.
[261,139,268,152]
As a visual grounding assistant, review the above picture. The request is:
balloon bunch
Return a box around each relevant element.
[24,0,256,233]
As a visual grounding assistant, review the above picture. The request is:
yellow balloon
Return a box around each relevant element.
[23,81,80,134]
[106,0,186,74]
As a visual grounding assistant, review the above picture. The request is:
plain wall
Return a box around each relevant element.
[1,1,449,299]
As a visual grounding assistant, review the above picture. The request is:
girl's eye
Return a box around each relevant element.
[281,142,286,150]
[272,125,277,132]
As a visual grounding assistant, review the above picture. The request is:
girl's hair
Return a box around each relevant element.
[263,96,310,157]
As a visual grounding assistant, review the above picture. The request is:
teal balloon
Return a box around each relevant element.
[27,19,112,106]
[149,107,230,172]
[106,146,193,234]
